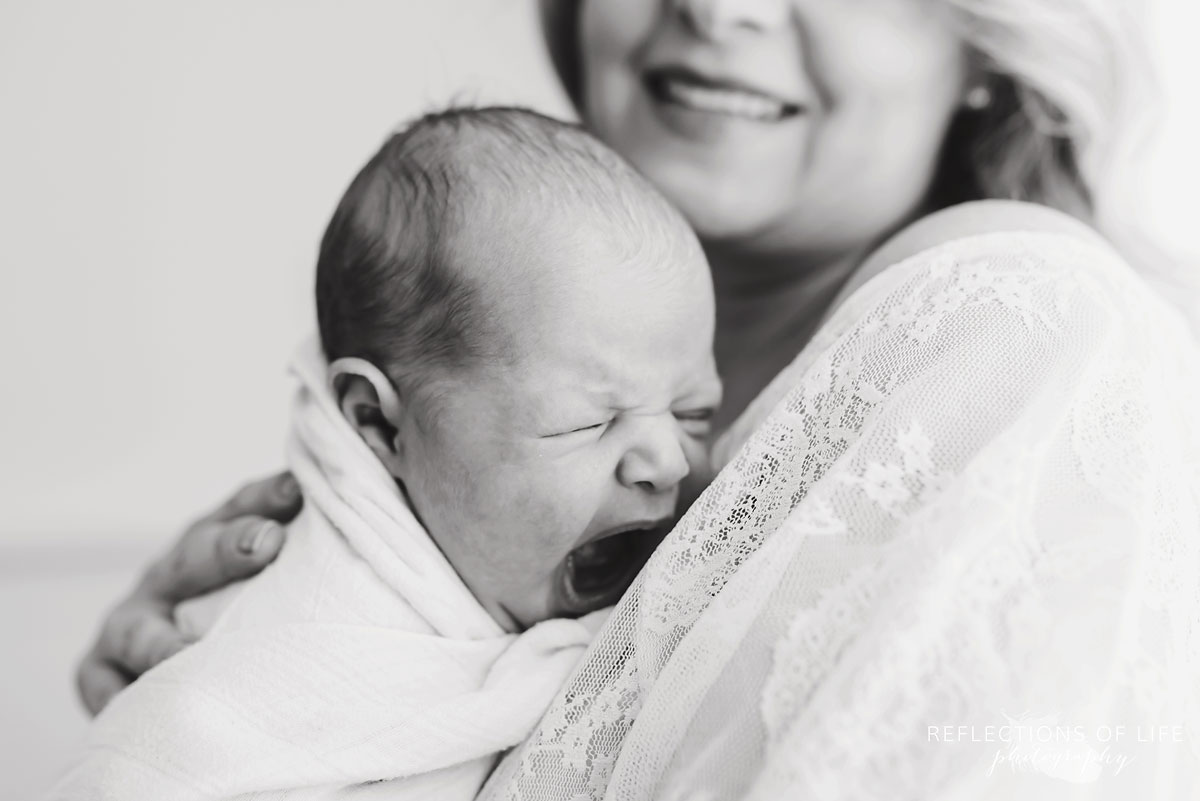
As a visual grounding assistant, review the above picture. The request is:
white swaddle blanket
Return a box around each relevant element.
[51,338,602,800]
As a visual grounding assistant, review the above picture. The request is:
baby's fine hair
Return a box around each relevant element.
[316,105,686,395]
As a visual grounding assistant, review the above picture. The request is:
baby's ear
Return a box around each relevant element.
[329,361,406,478]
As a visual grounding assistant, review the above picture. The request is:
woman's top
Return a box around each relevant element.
[480,230,1200,800]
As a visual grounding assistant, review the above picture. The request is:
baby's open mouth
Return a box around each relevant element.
[559,522,670,615]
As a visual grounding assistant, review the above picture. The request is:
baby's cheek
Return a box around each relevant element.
[459,473,561,571]
[510,478,587,560]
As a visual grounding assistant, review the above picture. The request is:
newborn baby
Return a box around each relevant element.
[316,106,722,626]
[52,107,721,800]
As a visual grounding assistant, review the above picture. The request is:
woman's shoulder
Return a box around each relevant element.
[874,200,1108,267]
[713,204,1195,471]
[832,202,1110,307]
[821,201,1140,333]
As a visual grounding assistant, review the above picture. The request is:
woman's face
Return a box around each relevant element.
[579,0,971,254]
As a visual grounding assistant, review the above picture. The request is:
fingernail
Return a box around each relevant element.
[277,474,299,501]
[237,521,275,555]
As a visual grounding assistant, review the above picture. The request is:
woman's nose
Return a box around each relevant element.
[671,0,790,41]
[617,422,691,494]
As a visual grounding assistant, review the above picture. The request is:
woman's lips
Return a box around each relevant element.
[644,67,804,123]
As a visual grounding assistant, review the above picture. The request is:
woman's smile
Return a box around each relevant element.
[643,66,806,123]
[581,0,970,246]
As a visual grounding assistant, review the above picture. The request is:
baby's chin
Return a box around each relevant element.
[550,524,668,619]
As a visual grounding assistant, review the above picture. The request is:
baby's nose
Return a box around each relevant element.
[617,420,690,493]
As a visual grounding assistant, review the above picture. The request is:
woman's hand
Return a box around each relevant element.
[75,471,302,715]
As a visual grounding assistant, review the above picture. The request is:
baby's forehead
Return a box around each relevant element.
[406,119,684,240]
[462,208,700,322]
[396,114,709,369]
[475,231,709,375]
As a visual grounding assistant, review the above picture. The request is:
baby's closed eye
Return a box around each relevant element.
[542,420,613,438]
[673,408,716,436]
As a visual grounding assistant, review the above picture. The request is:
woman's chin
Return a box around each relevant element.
[636,162,783,244]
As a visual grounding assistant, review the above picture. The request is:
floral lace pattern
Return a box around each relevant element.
[480,232,1200,800]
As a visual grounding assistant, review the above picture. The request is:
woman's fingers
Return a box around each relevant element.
[76,597,188,715]
[73,474,299,715]
[106,599,191,672]
[136,472,298,603]
[143,515,287,603]
[211,471,303,524]
[76,651,131,716]
[72,474,298,715]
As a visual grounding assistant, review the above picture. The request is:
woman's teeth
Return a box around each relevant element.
[657,77,793,122]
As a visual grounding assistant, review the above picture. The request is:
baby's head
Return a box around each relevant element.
[317,107,721,630]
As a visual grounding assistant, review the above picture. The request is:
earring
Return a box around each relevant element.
[964,85,993,111]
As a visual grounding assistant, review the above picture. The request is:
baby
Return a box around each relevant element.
[314,107,722,627]
[51,107,721,801]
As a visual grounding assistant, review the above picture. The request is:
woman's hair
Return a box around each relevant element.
[940,0,1197,315]
[938,0,1157,229]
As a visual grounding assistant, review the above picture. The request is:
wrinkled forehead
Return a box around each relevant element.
[423,212,716,441]
[480,220,712,381]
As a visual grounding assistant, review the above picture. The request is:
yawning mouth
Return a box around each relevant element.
[644,67,804,122]
[558,521,671,615]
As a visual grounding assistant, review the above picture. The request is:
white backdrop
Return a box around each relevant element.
[0,1,1196,798]
[0,0,570,553]
[0,3,569,797]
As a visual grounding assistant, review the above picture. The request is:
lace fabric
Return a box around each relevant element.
[478,231,1200,800]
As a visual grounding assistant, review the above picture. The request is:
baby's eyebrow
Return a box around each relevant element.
[670,370,721,401]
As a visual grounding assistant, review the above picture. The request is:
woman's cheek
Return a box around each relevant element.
[579,0,657,70]
[578,0,657,132]
[796,0,968,171]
